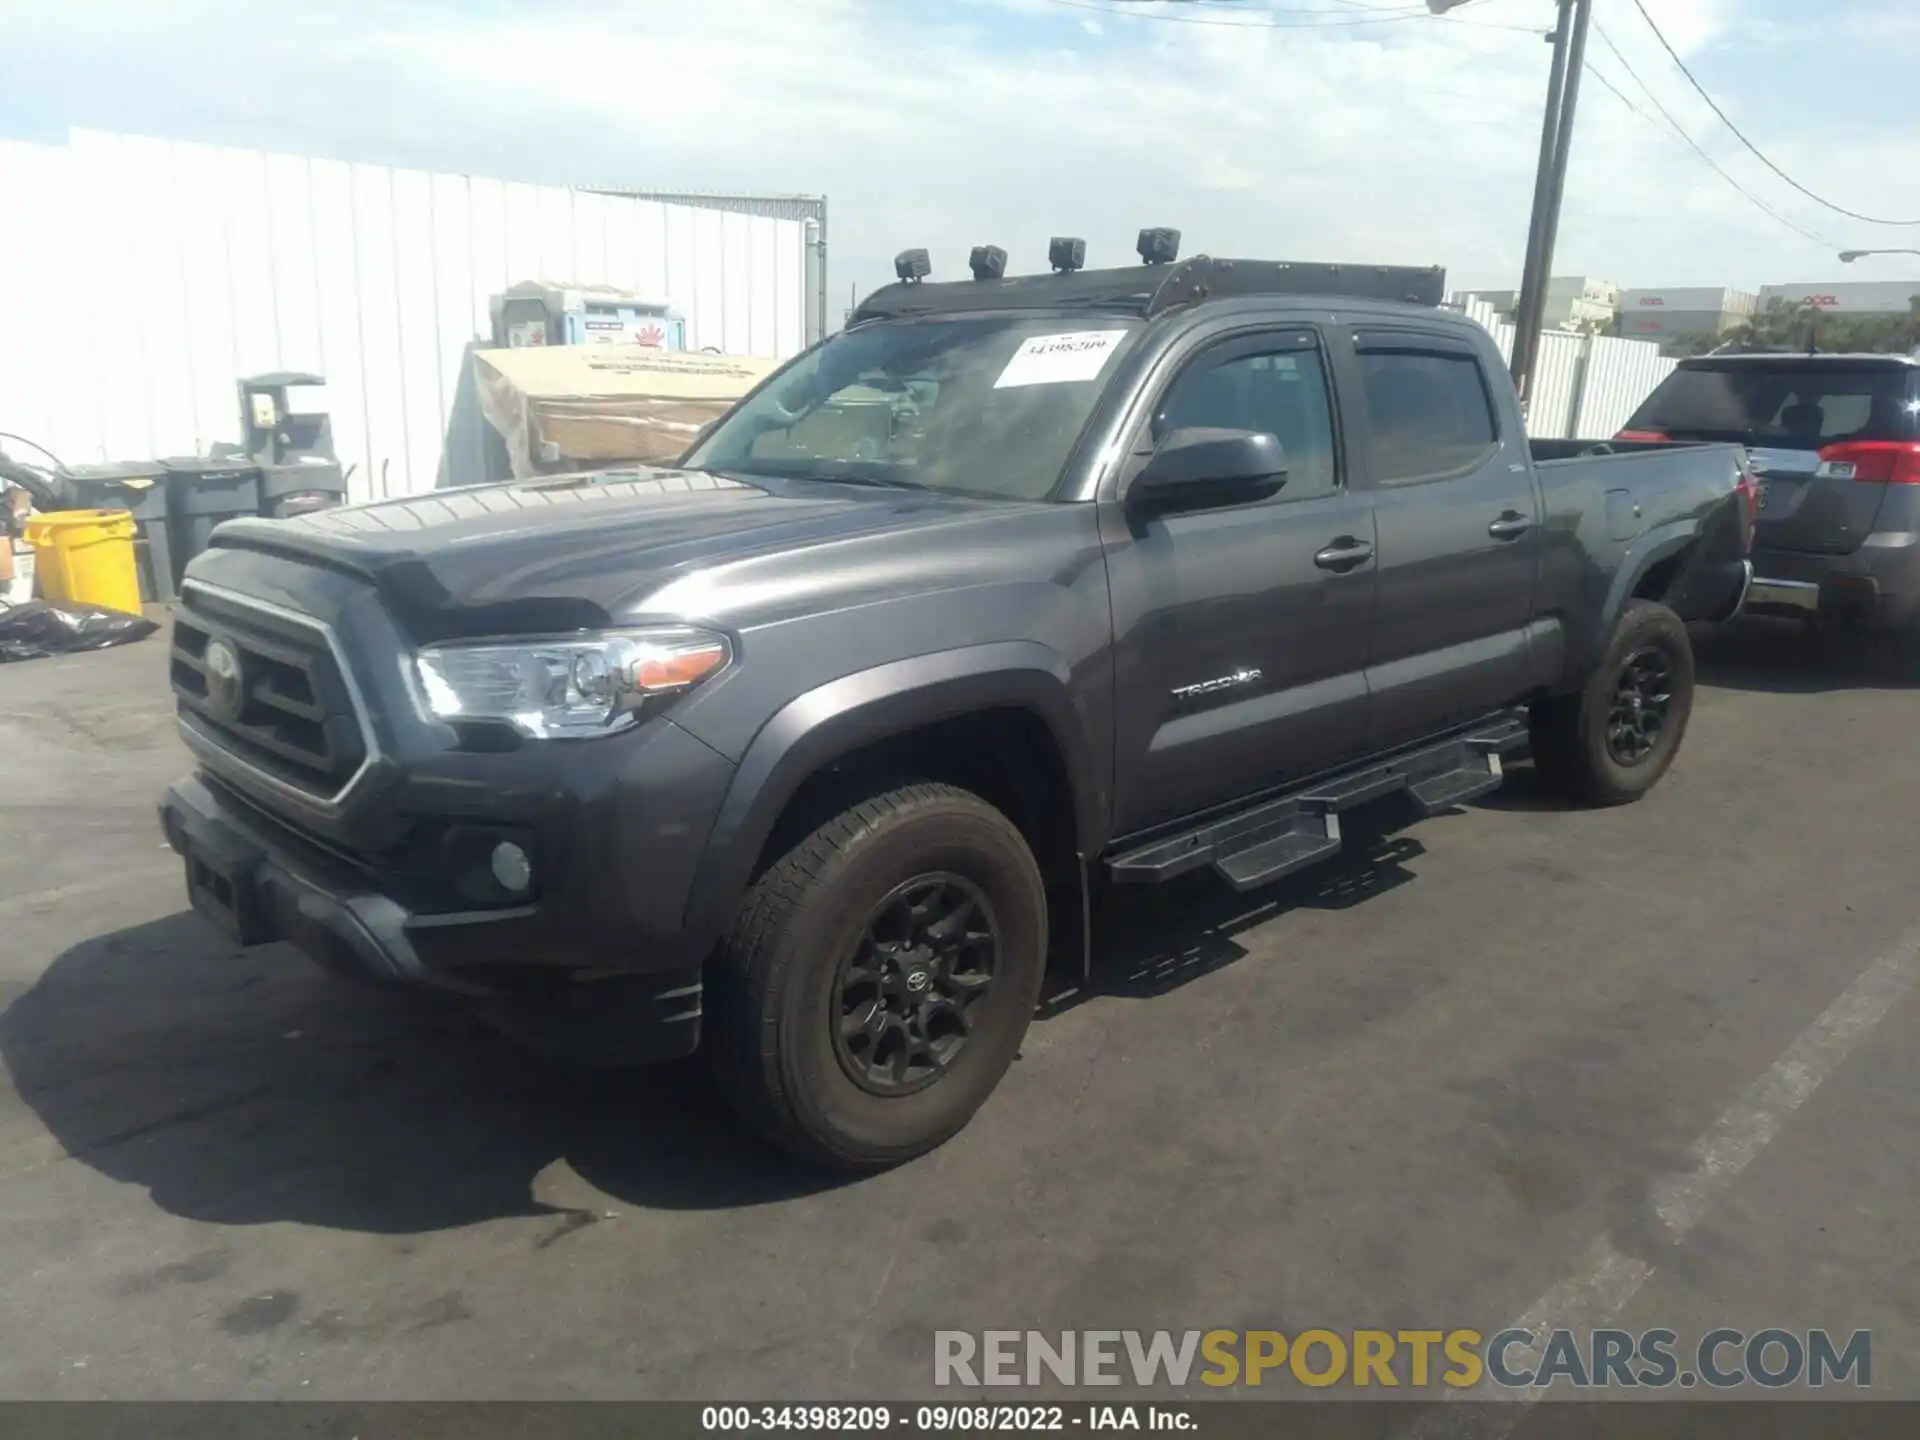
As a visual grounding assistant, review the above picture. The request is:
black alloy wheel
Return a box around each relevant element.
[831,873,1000,1096]
[705,781,1048,1170]
[1605,646,1675,766]
[1528,599,1695,808]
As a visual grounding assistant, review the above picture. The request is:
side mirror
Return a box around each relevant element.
[1128,427,1288,515]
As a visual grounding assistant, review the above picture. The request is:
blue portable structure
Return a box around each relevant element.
[490,281,687,351]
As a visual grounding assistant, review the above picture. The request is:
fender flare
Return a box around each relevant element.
[682,641,1105,940]
[1600,517,1702,637]
[1547,518,1703,694]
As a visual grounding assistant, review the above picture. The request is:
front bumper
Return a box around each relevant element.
[1745,540,1920,629]
[159,768,711,1065]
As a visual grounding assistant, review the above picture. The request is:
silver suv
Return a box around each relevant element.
[1621,353,1920,630]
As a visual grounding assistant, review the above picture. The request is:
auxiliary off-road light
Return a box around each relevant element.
[1137,228,1181,266]
[969,245,1008,281]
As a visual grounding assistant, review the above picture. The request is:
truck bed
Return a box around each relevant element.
[1525,435,1753,660]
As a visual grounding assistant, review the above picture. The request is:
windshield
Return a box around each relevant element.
[1626,364,1920,448]
[684,315,1141,500]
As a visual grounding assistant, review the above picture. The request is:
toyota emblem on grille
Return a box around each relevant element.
[203,638,245,720]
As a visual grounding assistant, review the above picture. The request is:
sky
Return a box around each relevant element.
[2,0,1917,318]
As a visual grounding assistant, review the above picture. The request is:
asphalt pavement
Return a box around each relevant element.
[0,616,1916,1413]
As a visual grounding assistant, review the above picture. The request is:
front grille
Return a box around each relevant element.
[171,585,370,801]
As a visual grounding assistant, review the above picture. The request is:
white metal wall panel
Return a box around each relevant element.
[308,157,372,495]
[352,161,411,505]
[1527,331,1586,440]
[663,204,701,351]
[0,129,808,502]
[774,219,805,358]
[425,171,479,490]
[1577,337,1679,439]
[720,213,753,355]
[747,215,781,358]
[1455,294,1675,441]
[689,209,727,352]
[265,151,324,373]
[0,140,87,466]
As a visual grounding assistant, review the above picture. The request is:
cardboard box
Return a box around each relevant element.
[473,345,779,477]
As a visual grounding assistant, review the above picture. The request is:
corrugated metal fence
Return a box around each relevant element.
[0,129,813,503]
[1453,297,1678,439]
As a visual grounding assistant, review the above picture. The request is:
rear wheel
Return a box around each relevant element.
[1530,599,1695,807]
[706,782,1047,1170]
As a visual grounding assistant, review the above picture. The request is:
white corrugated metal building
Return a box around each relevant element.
[1450,296,1677,439]
[1757,279,1920,316]
[1452,276,1622,332]
[0,129,823,504]
[1617,286,1758,346]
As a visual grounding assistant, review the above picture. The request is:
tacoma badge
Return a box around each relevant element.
[1171,668,1263,702]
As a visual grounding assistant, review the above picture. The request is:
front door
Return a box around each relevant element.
[1104,326,1376,838]
[1348,329,1542,750]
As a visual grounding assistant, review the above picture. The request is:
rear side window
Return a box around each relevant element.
[1357,349,1500,483]
[1627,365,1919,447]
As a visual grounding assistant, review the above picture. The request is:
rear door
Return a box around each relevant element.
[1346,327,1541,750]
[1624,360,1920,555]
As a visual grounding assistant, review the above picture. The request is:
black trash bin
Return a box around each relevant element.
[161,457,261,589]
[259,460,349,519]
[60,462,176,603]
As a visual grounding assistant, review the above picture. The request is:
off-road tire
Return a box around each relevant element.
[706,782,1048,1170]
[1530,599,1695,807]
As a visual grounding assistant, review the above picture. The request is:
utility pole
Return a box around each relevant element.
[1507,0,1595,408]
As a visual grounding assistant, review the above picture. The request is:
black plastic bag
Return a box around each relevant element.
[0,600,159,662]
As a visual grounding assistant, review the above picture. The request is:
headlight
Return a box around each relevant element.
[415,627,731,738]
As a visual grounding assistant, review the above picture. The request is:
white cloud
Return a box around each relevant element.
[3,0,1916,311]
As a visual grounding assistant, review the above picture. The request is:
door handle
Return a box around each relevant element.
[1314,538,1375,572]
[1488,512,1535,540]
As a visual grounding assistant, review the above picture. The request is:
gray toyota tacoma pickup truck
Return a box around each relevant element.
[159,240,1755,1169]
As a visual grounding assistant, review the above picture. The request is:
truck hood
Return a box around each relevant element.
[204,468,1051,640]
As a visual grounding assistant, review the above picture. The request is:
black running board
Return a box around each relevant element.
[1105,711,1530,893]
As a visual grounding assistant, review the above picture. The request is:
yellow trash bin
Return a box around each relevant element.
[24,509,144,615]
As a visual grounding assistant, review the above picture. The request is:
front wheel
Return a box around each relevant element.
[1530,599,1696,807]
[706,782,1048,1170]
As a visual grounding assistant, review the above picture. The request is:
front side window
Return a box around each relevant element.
[685,316,1141,501]
[1358,349,1500,484]
[1152,339,1340,501]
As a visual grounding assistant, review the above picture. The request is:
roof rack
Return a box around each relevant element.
[850,255,1447,325]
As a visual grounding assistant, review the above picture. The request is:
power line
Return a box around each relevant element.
[1040,0,1444,28]
[1095,0,1423,9]
[1038,0,1543,31]
[1583,30,1837,250]
[1628,0,1920,227]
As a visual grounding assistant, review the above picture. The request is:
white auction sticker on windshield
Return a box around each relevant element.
[993,330,1130,389]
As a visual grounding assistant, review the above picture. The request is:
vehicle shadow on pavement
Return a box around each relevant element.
[0,913,854,1233]
[1467,759,1570,814]
[1693,617,1920,694]
[1042,805,1429,1014]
